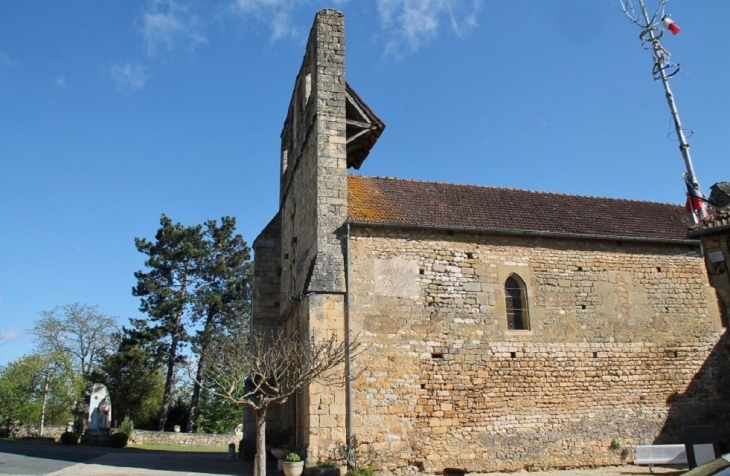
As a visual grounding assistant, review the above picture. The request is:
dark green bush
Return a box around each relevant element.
[59,431,78,445]
[118,416,134,438]
[346,469,374,476]
[109,432,128,448]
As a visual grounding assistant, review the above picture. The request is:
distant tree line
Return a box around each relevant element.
[0,214,252,435]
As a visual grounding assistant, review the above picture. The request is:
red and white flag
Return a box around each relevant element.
[662,16,681,35]
[684,176,705,215]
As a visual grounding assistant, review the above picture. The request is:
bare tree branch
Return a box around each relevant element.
[189,328,363,476]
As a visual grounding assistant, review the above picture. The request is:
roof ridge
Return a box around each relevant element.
[349,174,682,207]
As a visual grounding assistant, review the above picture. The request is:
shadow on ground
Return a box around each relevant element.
[0,442,257,475]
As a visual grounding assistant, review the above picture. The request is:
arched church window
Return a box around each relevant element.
[505,275,529,330]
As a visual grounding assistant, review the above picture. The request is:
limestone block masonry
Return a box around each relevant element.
[347,228,729,473]
[251,9,349,458]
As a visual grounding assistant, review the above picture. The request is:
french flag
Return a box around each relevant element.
[662,16,681,35]
[684,176,705,215]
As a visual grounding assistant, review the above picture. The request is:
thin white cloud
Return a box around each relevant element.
[0,326,23,343]
[0,49,14,66]
[376,0,481,57]
[109,62,149,91]
[232,0,300,41]
[229,0,478,54]
[141,0,208,57]
[55,75,66,88]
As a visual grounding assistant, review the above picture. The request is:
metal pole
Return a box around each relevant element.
[636,0,707,220]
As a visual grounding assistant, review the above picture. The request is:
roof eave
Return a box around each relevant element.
[347,219,698,246]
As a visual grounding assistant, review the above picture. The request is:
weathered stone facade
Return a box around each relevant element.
[688,183,730,323]
[346,228,728,472]
[250,8,348,455]
[252,8,729,475]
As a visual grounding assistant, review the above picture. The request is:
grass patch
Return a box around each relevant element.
[127,443,230,452]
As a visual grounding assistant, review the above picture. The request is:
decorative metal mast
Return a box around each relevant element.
[620,0,708,222]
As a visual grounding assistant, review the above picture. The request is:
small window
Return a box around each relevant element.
[505,275,529,330]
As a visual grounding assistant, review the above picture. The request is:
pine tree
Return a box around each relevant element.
[133,214,207,431]
[185,216,252,432]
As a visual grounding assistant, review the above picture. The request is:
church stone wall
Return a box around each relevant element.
[253,9,349,459]
[697,231,730,323]
[345,227,728,473]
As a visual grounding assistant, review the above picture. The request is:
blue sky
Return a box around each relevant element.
[1,0,728,366]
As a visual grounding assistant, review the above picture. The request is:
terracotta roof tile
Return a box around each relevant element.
[348,175,694,242]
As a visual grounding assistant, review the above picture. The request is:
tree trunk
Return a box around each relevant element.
[158,323,181,431]
[186,308,216,432]
[73,398,86,437]
[185,351,206,432]
[255,408,267,476]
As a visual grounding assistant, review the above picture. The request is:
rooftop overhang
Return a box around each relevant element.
[345,83,385,169]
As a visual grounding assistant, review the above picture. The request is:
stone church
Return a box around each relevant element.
[251,9,729,474]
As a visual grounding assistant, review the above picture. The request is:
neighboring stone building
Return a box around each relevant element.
[251,9,730,474]
[688,182,730,323]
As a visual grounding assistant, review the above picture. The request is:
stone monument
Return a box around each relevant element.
[81,383,112,444]
[88,383,112,430]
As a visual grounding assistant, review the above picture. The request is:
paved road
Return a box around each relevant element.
[0,443,254,476]
[1,443,684,476]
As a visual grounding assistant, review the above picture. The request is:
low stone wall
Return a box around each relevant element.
[0,422,242,448]
[0,424,66,440]
[129,429,241,447]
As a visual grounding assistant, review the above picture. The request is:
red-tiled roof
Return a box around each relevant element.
[347,175,694,242]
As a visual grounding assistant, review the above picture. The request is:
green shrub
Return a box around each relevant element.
[346,469,374,476]
[59,431,78,445]
[109,432,128,448]
[285,452,301,462]
[119,416,134,438]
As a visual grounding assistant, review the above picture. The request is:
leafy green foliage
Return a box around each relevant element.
[0,352,80,425]
[30,303,119,433]
[195,387,243,434]
[132,214,252,432]
[109,432,128,448]
[119,416,134,437]
[92,341,164,430]
[59,431,78,445]
[133,214,208,430]
[345,469,374,476]
[162,396,189,432]
[186,216,252,432]
[285,453,301,462]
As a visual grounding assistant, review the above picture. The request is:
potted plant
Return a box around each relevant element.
[283,452,304,476]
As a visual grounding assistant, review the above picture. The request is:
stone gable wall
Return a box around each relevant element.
[252,8,349,461]
[345,227,729,474]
